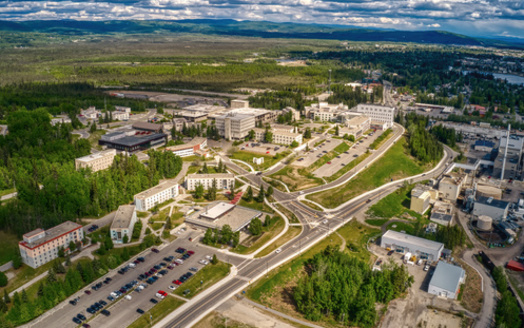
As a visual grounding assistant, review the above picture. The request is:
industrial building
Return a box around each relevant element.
[430,202,454,226]
[380,230,444,261]
[472,196,510,221]
[179,111,208,123]
[428,261,466,299]
[353,104,395,129]
[184,173,235,191]
[19,221,84,269]
[185,201,264,232]
[474,140,495,152]
[75,149,117,172]
[493,135,523,180]
[215,113,256,140]
[438,172,466,202]
[134,180,179,211]
[165,138,207,157]
[110,205,137,244]
[99,132,167,153]
[410,185,432,214]
[132,122,165,133]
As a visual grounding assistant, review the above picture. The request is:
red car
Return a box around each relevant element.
[187,250,195,255]
[167,265,174,270]
[84,290,91,295]
[174,280,182,285]
[151,248,159,253]
[327,161,331,164]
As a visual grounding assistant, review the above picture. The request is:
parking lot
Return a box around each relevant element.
[239,142,290,157]
[33,229,245,328]
[293,138,343,168]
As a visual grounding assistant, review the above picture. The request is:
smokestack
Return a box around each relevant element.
[500,124,510,183]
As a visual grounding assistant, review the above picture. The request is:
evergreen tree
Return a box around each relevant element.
[249,218,263,235]
[0,272,7,287]
[211,254,218,265]
[266,186,273,199]
[4,290,10,304]
[244,186,253,202]
[194,183,204,199]
[256,185,265,203]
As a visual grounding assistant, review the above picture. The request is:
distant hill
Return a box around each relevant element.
[0,19,521,49]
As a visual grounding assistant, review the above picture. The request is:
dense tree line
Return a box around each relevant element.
[248,88,315,111]
[202,225,240,247]
[491,266,522,328]
[293,247,413,328]
[399,113,443,164]
[326,84,369,108]
[430,125,462,149]
[0,108,182,236]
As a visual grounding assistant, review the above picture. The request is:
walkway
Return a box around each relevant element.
[241,298,323,328]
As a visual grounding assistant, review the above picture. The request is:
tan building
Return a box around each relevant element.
[339,114,371,138]
[110,205,137,244]
[19,221,84,269]
[253,128,303,145]
[282,107,301,121]
[215,113,255,140]
[112,111,129,121]
[231,100,249,109]
[439,173,466,202]
[185,173,235,191]
[410,185,432,214]
[134,180,179,211]
[305,102,348,122]
[75,149,117,172]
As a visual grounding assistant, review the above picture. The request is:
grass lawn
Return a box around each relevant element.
[128,296,185,328]
[0,188,16,197]
[325,152,371,182]
[150,222,164,231]
[366,218,389,226]
[88,129,106,149]
[299,200,323,211]
[173,261,231,299]
[367,185,423,220]
[137,211,149,218]
[1,260,55,295]
[255,226,302,258]
[336,220,381,262]
[238,199,274,214]
[171,209,185,226]
[233,217,285,255]
[151,207,170,222]
[385,221,417,235]
[275,204,299,223]
[0,230,21,266]
[269,166,323,191]
[230,160,253,172]
[307,138,427,209]
[230,150,290,171]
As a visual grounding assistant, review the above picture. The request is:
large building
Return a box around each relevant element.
[134,180,179,211]
[493,135,524,180]
[165,138,207,157]
[253,127,303,145]
[185,173,235,191]
[215,113,256,140]
[304,102,348,122]
[472,196,510,221]
[380,230,444,261]
[132,122,165,133]
[75,149,117,172]
[339,113,371,137]
[231,100,249,109]
[112,111,129,121]
[179,111,208,123]
[19,221,84,269]
[353,104,395,129]
[428,261,466,299]
[438,172,466,202]
[110,205,137,244]
[185,201,264,232]
[410,185,432,214]
[99,131,167,153]
[430,201,454,226]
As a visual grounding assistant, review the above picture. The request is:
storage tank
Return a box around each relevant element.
[477,215,493,230]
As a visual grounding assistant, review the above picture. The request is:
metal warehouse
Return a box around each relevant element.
[428,261,465,299]
[380,230,444,261]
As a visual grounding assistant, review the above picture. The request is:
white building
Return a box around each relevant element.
[165,138,207,157]
[82,106,100,119]
[185,173,235,191]
[134,180,179,211]
[115,106,131,113]
[215,113,256,140]
[305,102,348,122]
[472,196,510,221]
[50,116,72,126]
[110,205,137,244]
[253,127,303,145]
[428,261,466,299]
[75,149,117,172]
[380,230,444,261]
[112,111,130,121]
[353,104,395,129]
[438,173,466,202]
[231,100,250,109]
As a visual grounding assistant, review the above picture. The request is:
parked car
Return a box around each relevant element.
[73,317,82,325]
[137,308,145,314]
[77,313,86,321]
[101,309,111,316]
[151,248,160,253]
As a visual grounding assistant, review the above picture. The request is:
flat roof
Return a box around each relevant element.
[104,133,167,147]
[180,111,208,118]
[186,173,234,180]
[382,230,444,251]
[165,137,206,152]
[476,195,509,209]
[200,202,236,220]
[76,149,116,163]
[430,212,453,223]
[132,122,163,131]
[429,261,465,293]
[500,136,524,151]
[21,221,82,249]
[111,205,136,230]
[185,201,263,232]
[135,180,178,200]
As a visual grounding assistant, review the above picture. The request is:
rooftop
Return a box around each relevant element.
[429,261,465,293]
[104,133,167,147]
[475,140,495,148]
[132,122,164,131]
[134,180,178,200]
[185,201,264,232]
[382,230,444,251]
[165,137,206,152]
[500,135,524,151]
[21,221,82,249]
[200,202,235,220]
[186,173,234,180]
[179,111,208,118]
[412,185,431,198]
[476,195,509,209]
[76,149,116,163]
[111,205,136,230]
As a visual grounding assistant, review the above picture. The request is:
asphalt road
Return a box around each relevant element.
[29,229,245,328]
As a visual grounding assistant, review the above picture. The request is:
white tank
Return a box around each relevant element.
[477,215,492,230]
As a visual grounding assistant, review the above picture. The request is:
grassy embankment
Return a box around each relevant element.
[128,296,185,328]
[173,261,231,299]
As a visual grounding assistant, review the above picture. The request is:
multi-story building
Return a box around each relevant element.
[410,185,432,214]
[110,205,137,244]
[179,111,208,123]
[75,149,117,172]
[305,102,348,122]
[230,107,278,125]
[50,116,72,126]
[112,111,129,121]
[472,196,510,221]
[19,221,84,269]
[353,104,395,129]
[165,137,207,157]
[132,122,164,133]
[134,180,179,211]
[215,113,256,140]
[253,128,302,145]
[185,173,235,191]
[493,135,523,180]
[99,132,167,153]
[82,106,100,119]
[115,106,131,113]
[438,172,466,202]
[339,113,371,138]
[231,100,249,109]
[281,107,301,121]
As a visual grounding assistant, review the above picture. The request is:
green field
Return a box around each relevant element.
[269,166,323,191]
[369,128,393,150]
[255,226,302,258]
[307,138,427,208]
[128,296,185,328]
[367,185,423,220]
[174,261,231,299]
[230,150,290,171]
[238,199,274,214]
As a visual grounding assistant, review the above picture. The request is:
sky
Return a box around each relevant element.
[0,0,523,39]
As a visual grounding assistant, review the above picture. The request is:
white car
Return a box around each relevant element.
[275,248,282,254]
[199,260,209,265]
[205,255,213,260]
[168,285,178,290]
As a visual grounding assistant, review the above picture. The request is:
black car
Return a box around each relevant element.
[150,298,158,304]
[99,300,107,306]
[73,317,82,324]
[77,313,86,321]
[137,257,145,262]
[138,274,146,280]
[101,309,111,316]
[117,270,124,275]
[153,265,161,270]
[158,269,168,275]
[107,296,114,302]
[137,308,145,314]
[69,300,77,306]
[86,308,95,314]
[163,257,171,262]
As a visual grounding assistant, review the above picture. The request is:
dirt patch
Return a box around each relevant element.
[271,166,321,191]
[416,309,464,328]
[197,311,257,328]
[457,258,483,313]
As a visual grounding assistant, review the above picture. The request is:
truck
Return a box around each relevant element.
[404,252,412,264]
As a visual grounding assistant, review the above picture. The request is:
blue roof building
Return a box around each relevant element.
[428,261,466,299]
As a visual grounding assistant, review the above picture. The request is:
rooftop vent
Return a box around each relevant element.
[487,197,494,204]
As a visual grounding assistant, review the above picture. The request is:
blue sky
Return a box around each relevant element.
[0,0,523,38]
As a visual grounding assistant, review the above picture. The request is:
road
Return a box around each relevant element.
[156,139,456,328]
[28,229,245,328]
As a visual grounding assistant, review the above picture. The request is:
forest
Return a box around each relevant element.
[0,108,182,237]
[397,113,443,164]
[293,246,413,328]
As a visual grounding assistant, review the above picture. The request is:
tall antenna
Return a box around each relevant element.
[328,69,332,94]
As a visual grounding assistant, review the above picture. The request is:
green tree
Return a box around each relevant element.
[244,186,253,202]
[3,290,10,304]
[205,179,217,201]
[68,241,76,252]
[256,185,265,203]
[264,128,273,143]
[194,183,204,199]
[303,128,312,139]
[334,124,339,136]
[0,298,7,314]
[0,272,7,287]
[123,235,129,244]
[12,255,22,270]
[220,225,233,245]
[348,134,355,142]
[248,129,255,140]
[57,246,65,258]
[266,186,273,199]
[211,254,218,265]
[249,218,263,235]
[291,140,299,148]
